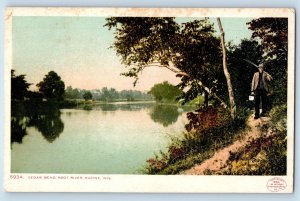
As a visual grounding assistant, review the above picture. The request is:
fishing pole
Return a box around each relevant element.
[243,59,259,68]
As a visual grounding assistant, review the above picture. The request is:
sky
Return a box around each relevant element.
[12,17,254,92]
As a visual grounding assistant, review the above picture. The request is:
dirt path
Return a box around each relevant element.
[182,114,270,175]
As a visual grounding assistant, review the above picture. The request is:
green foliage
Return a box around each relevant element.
[248,18,287,63]
[174,20,226,104]
[185,95,204,106]
[118,89,152,101]
[11,70,31,100]
[83,91,93,101]
[65,86,81,99]
[268,104,287,132]
[149,81,181,102]
[105,17,179,68]
[65,86,152,101]
[83,105,93,110]
[37,71,65,100]
[100,87,116,101]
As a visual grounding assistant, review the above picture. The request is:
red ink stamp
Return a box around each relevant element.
[267,177,287,192]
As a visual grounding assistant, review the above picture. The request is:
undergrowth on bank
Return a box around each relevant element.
[217,104,287,175]
[142,106,248,174]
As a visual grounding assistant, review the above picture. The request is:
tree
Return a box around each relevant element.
[173,20,227,106]
[37,71,65,100]
[149,81,181,102]
[65,86,80,99]
[105,17,227,107]
[217,18,236,119]
[83,91,93,101]
[100,87,112,101]
[118,89,152,101]
[247,18,287,65]
[11,70,31,100]
[108,88,119,100]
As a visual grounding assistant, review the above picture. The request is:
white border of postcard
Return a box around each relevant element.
[4,7,295,193]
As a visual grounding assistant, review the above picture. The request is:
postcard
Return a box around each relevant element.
[4,7,295,192]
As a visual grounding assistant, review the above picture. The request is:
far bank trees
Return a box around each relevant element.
[149,81,181,102]
[11,70,31,100]
[83,91,93,101]
[37,71,65,101]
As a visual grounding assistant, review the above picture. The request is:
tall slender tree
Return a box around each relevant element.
[217,18,236,119]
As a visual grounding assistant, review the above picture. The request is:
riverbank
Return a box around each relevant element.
[59,99,156,108]
[143,104,287,175]
[12,98,198,112]
[143,106,247,174]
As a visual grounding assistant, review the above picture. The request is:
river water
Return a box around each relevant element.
[11,102,192,174]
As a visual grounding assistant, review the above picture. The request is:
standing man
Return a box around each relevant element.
[251,64,273,119]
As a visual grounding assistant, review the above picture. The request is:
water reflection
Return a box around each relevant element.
[11,101,190,146]
[11,102,64,145]
[149,104,180,127]
[28,111,64,143]
[11,102,193,174]
[11,116,29,144]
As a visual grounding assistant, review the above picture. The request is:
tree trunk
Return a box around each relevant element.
[217,18,236,119]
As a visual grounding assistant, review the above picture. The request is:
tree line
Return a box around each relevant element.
[65,86,152,101]
[12,70,65,101]
[12,70,180,102]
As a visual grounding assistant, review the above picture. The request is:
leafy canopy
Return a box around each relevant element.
[149,81,181,102]
[11,70,31,100]
[83,91,93,101]
[37,71,65,100]
[105,17,225,105]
